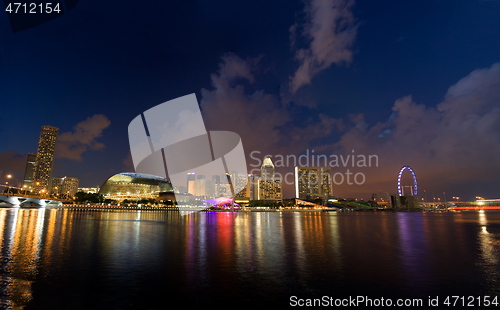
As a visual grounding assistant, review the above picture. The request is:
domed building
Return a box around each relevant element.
[99,172,174,201]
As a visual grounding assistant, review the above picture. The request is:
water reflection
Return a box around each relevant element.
[397,213,430,284]
[476,211,500,294]
[0,209,499,308]
[327,213,342,272]
[0,209,45,309]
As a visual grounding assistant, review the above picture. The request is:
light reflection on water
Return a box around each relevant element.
[0,209,499,308]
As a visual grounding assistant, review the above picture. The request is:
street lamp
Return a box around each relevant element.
[6,175,12,195]
[6,175,23,195]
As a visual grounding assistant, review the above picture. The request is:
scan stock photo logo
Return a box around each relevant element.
[128,94,248,211]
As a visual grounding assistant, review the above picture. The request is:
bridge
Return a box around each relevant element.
[447,199,500,210]
[0,192,66,207]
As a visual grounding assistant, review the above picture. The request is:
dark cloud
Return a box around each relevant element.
[201,54,340,159]
[122,152,134,172]
[289,0,358,93]
[56,114,111,161]
[201,54,291,156]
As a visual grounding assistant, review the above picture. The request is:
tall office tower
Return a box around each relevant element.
[217,183,232,197]
[248,174,259,201]
[191,179,215,198]
[261,157,274,181]
[257,158,282,201]
[231,172,247,194]
[233,173,250,201]
[23,153,37,190]
[258,178,282,201]
[33,126,59,194]
[320,169,333,198]
[275,179,282,200]
[214,173,232,197]
[295,166,333,200]
[212,175,221,185]
[186,172,196,191]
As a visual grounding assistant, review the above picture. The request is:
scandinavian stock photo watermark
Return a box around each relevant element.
[249,149,379,186]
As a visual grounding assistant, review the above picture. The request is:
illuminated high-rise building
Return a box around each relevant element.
[23,153,37,190]
[186,172,196,191]
[258,178,282,201]
[60,176,79,197]
[213,173,233,197]
[212,175,221,184]
[295,166,332,200]
[256,158,282,201]
[248,174,259,201]
[51,176,79,197]
[33,126,58,194]
[191,178,215,197]
[261,157,274,181]
[50,177,64,195]
[233,172,251,203]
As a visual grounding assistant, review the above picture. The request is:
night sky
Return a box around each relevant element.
[1,0,500,200]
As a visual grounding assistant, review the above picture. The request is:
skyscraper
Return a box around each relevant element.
[295,166,333,200]
[186,172,196,191]
[60,176,79,197]
[23,153,37,190]
[258,178,282,201]
[50,177,64,195]
[256,157,282,201]
[233,172,251,202]
[51,176,79,197]
[33,126,58,194]
[261,157,275,181]
[191,178,215,197]
[248,174,259,201]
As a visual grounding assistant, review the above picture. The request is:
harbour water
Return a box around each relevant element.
[0,208,499,309]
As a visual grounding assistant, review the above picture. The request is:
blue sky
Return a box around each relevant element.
[1,0,500,200]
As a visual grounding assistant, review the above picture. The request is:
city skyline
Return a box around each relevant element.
[1,1,499,200]
[0,1,499,308]
[6,125,81,198]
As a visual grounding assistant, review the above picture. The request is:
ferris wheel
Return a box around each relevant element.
[398,166,417,196]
